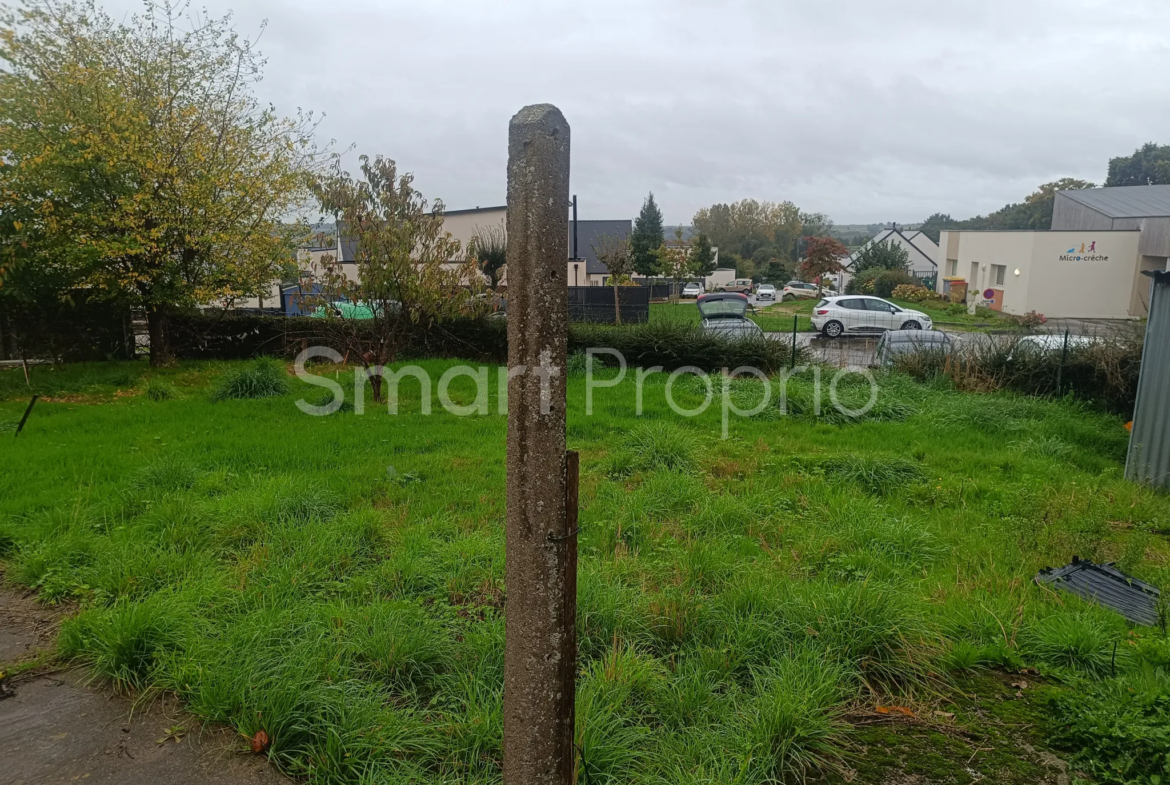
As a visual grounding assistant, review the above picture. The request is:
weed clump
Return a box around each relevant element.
[144,378,175,401]
[822,456,925,496]
[740,649,851,781]
[133,455,198,492]
[211,358,289,402]
[610,422,700,476]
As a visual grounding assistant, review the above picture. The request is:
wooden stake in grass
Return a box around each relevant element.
[503,104,577,785]
[15,395,38,437]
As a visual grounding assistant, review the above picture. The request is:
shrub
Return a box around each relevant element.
[872,270,918,298]
[210,358,289,401]
[893,327,1143,414]
[570,321,802,375]
[1015,310,1048,329]
[891,283,943,302]
[845,268,881,295]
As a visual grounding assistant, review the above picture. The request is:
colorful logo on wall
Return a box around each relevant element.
[1060,240,1108,262]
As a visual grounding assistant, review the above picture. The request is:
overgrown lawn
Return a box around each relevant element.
[1,360,1168,784]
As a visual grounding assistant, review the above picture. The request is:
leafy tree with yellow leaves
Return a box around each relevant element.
[0,0,318,365]
[309,154,487,402]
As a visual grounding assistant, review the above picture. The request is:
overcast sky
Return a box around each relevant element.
[106,0,1170,225]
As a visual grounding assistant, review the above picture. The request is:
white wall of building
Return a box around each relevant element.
[936,230,1142,318]
[441,207,507,253]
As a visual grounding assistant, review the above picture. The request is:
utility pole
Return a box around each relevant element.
[503,103,578,785]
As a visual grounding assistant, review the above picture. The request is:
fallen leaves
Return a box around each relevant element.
[251,730,270,753]
[875,706,914,717]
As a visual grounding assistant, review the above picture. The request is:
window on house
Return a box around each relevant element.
[991,264,1006,286]
[948,260,958,277]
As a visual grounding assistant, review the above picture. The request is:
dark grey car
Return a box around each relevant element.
[697,293,764,340]
[875,330,952,366]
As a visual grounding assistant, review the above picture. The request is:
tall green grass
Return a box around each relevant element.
[210,358,290,402]
[0,358,1166,783]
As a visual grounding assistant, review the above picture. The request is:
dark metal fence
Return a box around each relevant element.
[636,278,702,300]
[568,286,649,323]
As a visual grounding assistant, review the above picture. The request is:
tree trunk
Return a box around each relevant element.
[613,283,622,325]
[146,305,174,367]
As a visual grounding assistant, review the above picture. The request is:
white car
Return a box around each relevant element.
[782,281,837,301]
[681,282,702,298]
[756,283,777,301]
[811,295,933,338]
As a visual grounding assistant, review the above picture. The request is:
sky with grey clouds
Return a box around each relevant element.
[102,0,1170,225]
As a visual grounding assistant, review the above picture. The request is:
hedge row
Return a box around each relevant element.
[167,313,804,374]
[0,296,133,363]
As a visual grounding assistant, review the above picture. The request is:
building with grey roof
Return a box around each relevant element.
[930,185,1170,320]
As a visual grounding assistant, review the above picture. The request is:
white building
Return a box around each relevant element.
[933,185,1170,319]
[840,226,940,291]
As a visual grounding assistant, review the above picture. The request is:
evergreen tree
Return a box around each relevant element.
[689,232,716,276]
[630,192,664,276]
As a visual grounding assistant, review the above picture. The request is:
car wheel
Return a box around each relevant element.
[822,320,844,338]
[782,293,794,302]
[716,287,726,292]
[901,320,922,330]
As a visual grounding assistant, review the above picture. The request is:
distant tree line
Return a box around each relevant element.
[689,199,833,282]
[917,142,1170,243]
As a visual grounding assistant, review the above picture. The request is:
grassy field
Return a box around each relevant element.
[2,359,1169,784]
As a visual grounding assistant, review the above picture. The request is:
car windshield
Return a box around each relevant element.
[697,297,748,319]
[815,299,828,307]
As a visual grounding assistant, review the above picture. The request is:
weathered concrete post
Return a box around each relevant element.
[504,104,576,785]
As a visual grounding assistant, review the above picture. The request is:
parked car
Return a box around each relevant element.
[1014,334,1101,353]
[756,283,777,301]
[781,281,837,301]
[681,282,702,298]
[697,292,764,340]
[1007,333,1101,360]
[811,295,933,338]
[875,330,952,367]
[716,279,754,294]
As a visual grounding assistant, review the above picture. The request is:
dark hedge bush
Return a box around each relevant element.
[872,270,919,298]
[569,320,801,374]
[164,313,803,374]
